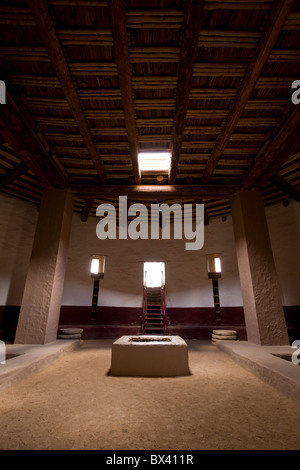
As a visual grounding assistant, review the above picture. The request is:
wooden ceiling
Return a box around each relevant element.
[0,0,299,221]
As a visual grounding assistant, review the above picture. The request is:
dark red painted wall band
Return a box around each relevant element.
[1,305,299,342]
[58,305,246,325]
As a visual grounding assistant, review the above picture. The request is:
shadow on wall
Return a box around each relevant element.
[0,306,20,342]
[0,198,37,306]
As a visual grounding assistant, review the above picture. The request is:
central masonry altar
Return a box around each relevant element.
[110,335,190,377]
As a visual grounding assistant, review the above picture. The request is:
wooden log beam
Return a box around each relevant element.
[132,76,177,89]
[57,28,113,47]
[47,1,108,6]
[0,162,28,189]
[8,74,61,88]
[202,0,296,183]
[126,9,183,28]
[0,6,35,26]
[270,174,300,202]
[0,46,50,62]
[27,0,107,184]
[193,63,247,76]
[243,105,300,189]
[109,0,140,184]
[129,46,180,62]
[204,1,273,10]
[70,183,239,200]
[198,30,260,48]
[69,62,117,76]
[0,91,67,188]
[81,198,95,222]
[169,0,205,184]
[189,88,236,99]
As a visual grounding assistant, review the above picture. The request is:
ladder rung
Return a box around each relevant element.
[145,316,164,319]
[143,287,167,334]
[145,320,164,324]
[145,327,164,330]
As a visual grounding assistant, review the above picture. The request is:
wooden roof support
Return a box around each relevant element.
[169,0,205,184]
[0,92,67,188]
[27,0,107,184]
[270,174,300,202]
[201,0,296,184]
[80,198,95,222]
[243,105,300,189]
[70,184,238,201]
[0,162,28,189]
[109,0,140,185]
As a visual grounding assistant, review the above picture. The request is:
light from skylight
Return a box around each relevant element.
[138,152,171,174]
[143,262,165,288]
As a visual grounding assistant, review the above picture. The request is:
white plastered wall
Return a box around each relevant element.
[0,192,299,308]
[60,208,243,308]
[266,200,300,306]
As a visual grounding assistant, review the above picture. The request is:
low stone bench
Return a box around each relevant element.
[110,335,190,377]
[211,329,238,343]
[58,328,83,340]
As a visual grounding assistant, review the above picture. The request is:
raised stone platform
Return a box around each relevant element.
[0,340,80,393]
[216,341,300,404]
[110,335,190,377]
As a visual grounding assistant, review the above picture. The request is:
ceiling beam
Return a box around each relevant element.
[70,184,238,201]
[109,0,140,184]
[243,105,300,189]
[27,0,107,184]
[201,0,296,183]
[270,174,300,202]
[0,91,67,188]
[169,0,205,184]
[81,198,95,222]
[0,162,28,189]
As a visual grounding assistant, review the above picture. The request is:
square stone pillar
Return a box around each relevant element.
[231,189,289,345]
[15,188,73,344]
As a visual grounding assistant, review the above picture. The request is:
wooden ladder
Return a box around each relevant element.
[141,286,168,335]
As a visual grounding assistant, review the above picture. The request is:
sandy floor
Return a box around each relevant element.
[0,339,300,450]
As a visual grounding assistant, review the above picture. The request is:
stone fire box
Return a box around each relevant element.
[110,335,190,377]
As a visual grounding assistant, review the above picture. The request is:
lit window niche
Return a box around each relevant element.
[206,253,222,279]
[143,262,165,288]
[90,255,105,279]
[138,152,171,177]
[206,254,222,321]
[90,255,106,321]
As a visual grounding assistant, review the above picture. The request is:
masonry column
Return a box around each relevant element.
[15,188,73,344]
[231,189,289,345]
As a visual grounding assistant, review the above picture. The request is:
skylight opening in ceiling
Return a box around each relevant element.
[138,152,171,176]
